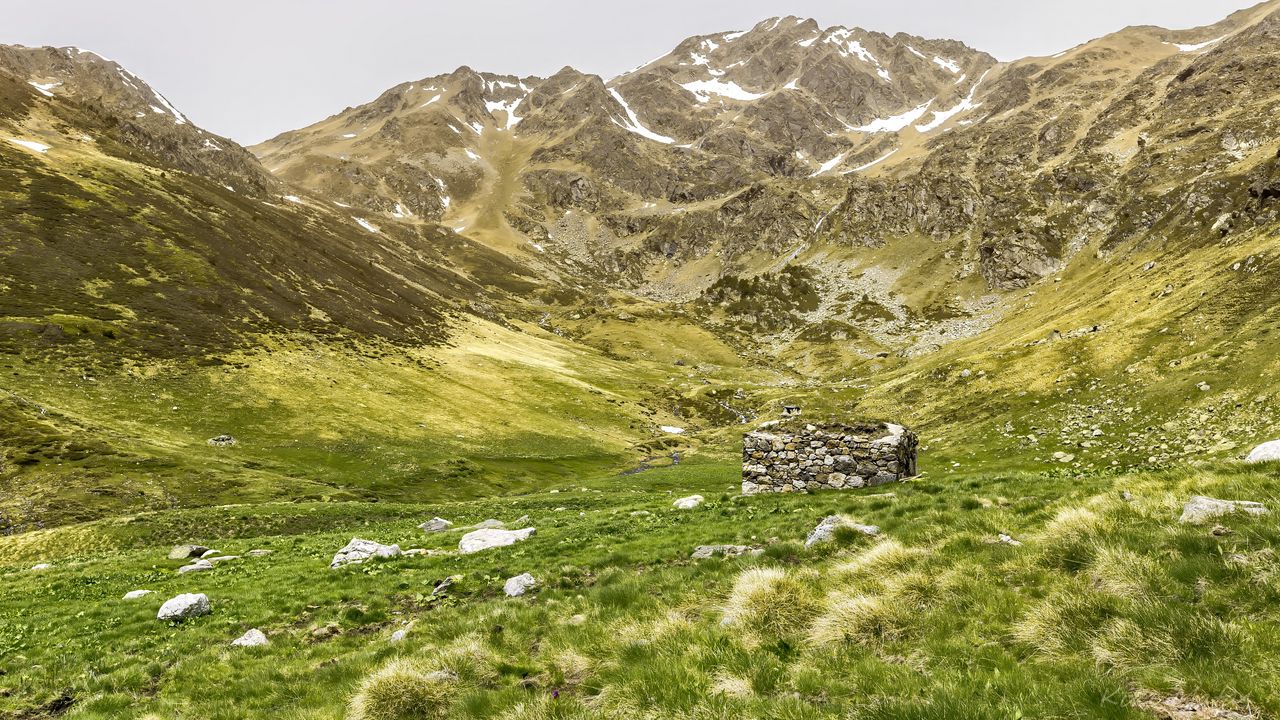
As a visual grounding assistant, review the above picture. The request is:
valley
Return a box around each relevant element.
[0,2,1278,718]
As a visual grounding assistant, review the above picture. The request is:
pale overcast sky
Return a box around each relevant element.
[4,0,1260,144]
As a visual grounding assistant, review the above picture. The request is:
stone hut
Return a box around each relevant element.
[741,422,918,495]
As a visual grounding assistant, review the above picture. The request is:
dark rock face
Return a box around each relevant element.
[741,422,918,495]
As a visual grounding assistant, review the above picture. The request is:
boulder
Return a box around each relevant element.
[178,560,213,574]
[157,593,211,621]
[207,434,237,447]
[1179,496,1268,524]
[389,628,409,643]
[231,628,269,647]
[503,572,537,597]
[1245,440,1280,464]
[205,555,240,564]
[804,516,881,547]
[199,549,221,558]
[168,544,209,560]
[418,517,453,533]
[673,495,705,509]
[459,527,535,554]
[690,544,761,559]
[330,538,401,568]
[123,589,154,600]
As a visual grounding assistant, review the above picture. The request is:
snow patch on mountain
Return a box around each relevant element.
[7,138,50,153]
[28,81,60,97]
[484,97,523,129]
[609,88,675,144]
[1169,36,1226,52]
[845,148,897,173]
[916,70,988,132]
[854,100,934,132]
[680,79,766,103]
[810,151,850,177]
[933,56,961,73]
[353,217,380,233]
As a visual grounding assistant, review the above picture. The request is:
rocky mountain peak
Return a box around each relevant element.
[0,44,278,195]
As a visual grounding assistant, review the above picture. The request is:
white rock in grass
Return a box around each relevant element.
[503,572,537,596]
[418,517,453,533]
[389,628,410,643]
[167,545,208,560]
[690,544,760,559]
[330,538,401,568]
[231,628,269,647]
[123,589,154,600]
[1179,496,1268,524]
[997,534,1022,547]
[673,495,704,509]
[804,516,880,547]
[204,555,240,564]
[30,563,51,571]
[157,593,211,621]
[178,560,213,574]
[1245,440,1280,464]
[458,527,536,554]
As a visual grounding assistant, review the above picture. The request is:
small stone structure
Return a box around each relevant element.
[741,422,918,495]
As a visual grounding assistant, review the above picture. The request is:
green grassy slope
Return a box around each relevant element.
[2,461,1279,718]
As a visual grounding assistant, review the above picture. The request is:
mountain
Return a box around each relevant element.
[1,3,1278,531]
[3,5,1280,718]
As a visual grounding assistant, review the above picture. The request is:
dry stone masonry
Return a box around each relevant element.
[742,422,918,495]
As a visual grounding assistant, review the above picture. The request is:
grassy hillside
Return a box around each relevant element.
[2,460,1279,718]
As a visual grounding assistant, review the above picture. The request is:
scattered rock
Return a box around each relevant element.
[402,548,430,556]
[122,589,154,600]
[199,549,221,559]
[513,515,530,525]
[458,527,536,554]
[568,614,587,625]
[471,519,506,530]
[205,555,240,564]
[431,576,458,596]
[310,623,341,641]
[157,593,211,622]
[1245,440,1280,464]
[178,560,213,574]
[629,510,651,517]
[389,628,409,643]
[418,517,453,533]
[1179,496,1268,525]
[1136,692,1251,719]
[804,515,881,547]
[231,628,269,647]
[673,495,704,510]
[246,549,273,557]
[690,544,762,559]
[503,573,537,596]
[997,534,1023,547]
[168,545,209,560]
[1120,490,1133,502]
[1052,451,1076,463]
[30,563,51,571]
[1211,525,1233,537]
[207,434,237,447]
[330,538,401,568]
